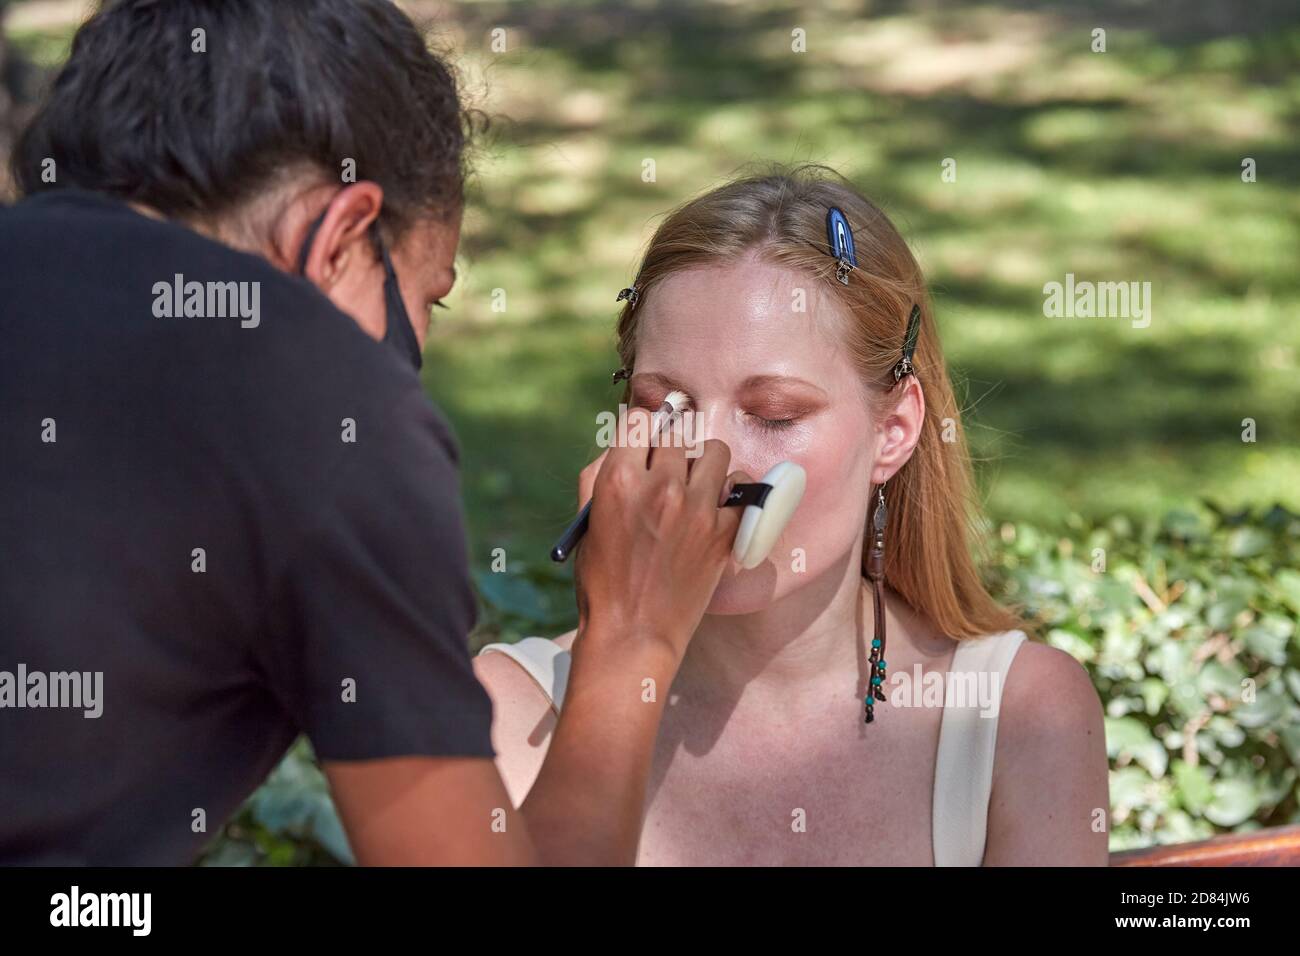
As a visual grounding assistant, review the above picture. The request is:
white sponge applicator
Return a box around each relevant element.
[730,461,807,570]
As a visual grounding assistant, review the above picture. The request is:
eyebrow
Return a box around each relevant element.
[631,371,828,397]
[629,371,688,392]
[738,374,827,396]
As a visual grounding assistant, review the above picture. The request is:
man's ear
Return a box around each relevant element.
[871,376,926,485]
[291,182,385,291]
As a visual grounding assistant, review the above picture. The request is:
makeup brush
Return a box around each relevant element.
[550,390,689,562]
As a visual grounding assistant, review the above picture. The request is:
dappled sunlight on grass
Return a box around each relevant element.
[401,0,1300,572]
[8,0,1293,574]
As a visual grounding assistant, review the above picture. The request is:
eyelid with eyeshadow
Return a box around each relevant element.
[630,383,693,410]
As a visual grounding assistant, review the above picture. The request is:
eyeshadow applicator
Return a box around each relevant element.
[550,390,808,568]
[550,390,689,562]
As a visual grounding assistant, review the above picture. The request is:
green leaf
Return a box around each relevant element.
[1105,716,1168,778]
[1172,761,1213,814]
[474,570,553,624]
[1233,690,1287,730]
[1196,659,1244,699]
[1279,724,1300,765]
[1275,570,1300,617]
[1242,615,1292,665]
[1285,669,1300,705]
[1226,526,1271,558]
[1204,778,1260,827]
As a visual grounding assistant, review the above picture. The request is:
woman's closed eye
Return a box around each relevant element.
[745,398,815,430]
[748,411,798,430]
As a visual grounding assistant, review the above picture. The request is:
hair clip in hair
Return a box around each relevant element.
[611,366,632,384]
[826,207,858,285]
[616,285,640,308]
[892,304,921,383]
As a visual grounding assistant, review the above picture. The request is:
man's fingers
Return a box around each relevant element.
[577,448,611,510]
[646,420,687,483]
[715,469,755,537]
[686,439,732,504]
[602,405,653,474]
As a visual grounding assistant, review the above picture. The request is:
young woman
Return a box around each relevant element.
[476,166,1110,866]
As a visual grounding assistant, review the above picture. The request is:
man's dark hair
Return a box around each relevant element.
[12,0,472,235]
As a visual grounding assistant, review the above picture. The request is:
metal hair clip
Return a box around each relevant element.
[893,304,921,383]
[616,285,640,308]
[826,207,858,285]
[611,366,632,384]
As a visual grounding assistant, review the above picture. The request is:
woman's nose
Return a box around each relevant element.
[684,401,724,445]
[685,403,755,473]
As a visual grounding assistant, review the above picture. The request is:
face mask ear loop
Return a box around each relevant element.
[372,223,424,371]
[297,210,423,371]
[296,210,328,277]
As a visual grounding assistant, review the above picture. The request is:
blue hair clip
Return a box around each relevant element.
[826,207,857,284]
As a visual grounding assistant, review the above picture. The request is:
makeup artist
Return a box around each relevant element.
[0,0,745,866]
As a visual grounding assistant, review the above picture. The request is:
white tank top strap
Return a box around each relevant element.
[930,628,1028,867]
[478,636,571,715]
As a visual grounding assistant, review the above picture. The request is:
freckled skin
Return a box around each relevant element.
[632,255,876,614]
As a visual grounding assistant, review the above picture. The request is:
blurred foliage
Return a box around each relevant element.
[198,738,353,867]
[205,501,1300,864]
[991,501,1300,850]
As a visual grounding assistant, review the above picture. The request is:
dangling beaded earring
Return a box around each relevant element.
[865,482,889,723]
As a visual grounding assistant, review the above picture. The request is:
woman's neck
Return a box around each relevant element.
[674,547,895,712]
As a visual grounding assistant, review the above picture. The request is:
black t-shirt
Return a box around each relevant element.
[0,190,494,864]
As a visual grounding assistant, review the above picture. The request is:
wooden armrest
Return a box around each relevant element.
[1110,823,1300,866]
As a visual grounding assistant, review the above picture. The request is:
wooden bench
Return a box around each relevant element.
[1110,823,1300,866]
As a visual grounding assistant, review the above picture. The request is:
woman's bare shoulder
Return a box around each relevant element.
[473,630,575,714]
[984,638,1110,864]
[471,631,576,806]
[1000,639,1100,728]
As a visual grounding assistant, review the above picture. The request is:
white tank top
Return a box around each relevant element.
[479,628,1027,866]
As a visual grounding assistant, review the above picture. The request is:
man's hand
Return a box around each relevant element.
[512,409,750,865]
[573,408,750,666]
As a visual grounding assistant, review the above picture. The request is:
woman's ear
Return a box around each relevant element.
[871,376,925,485]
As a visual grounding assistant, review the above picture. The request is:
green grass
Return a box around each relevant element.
[8,0,1299,636]
[416,1,1300,604]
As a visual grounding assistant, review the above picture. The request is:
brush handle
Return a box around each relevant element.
[551,482,770,563]
[549,399,683,563]
[550,500,592,563]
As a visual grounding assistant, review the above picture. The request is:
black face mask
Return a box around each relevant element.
[295,210,423,371]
